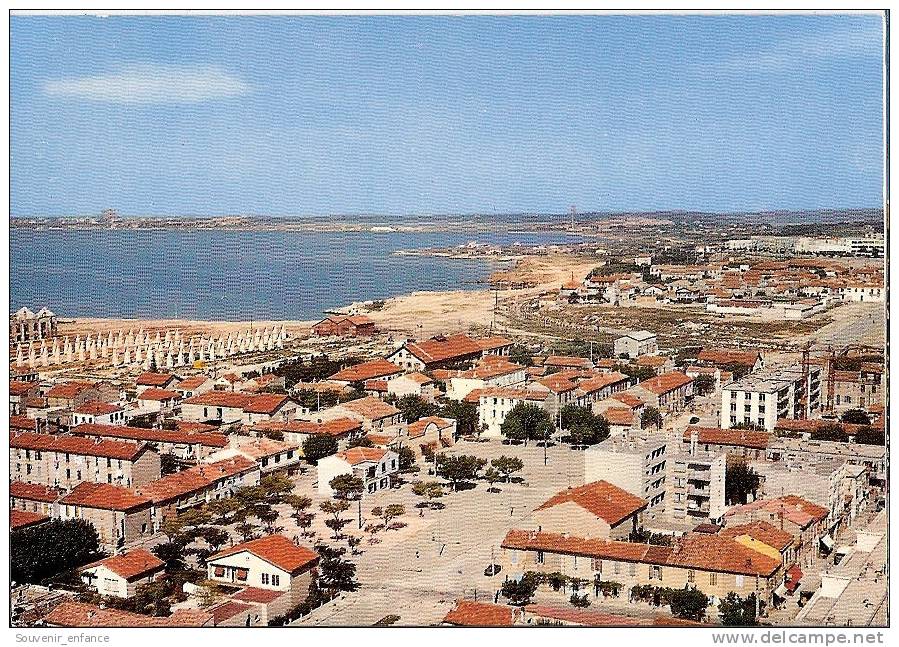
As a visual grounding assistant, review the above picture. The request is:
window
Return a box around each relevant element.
[688,569,695,583]
[613,562,621,575]
[261,573,270,585]
[758,393,766,402]
[649,565,662,581]
[735,575,744,588]
[536,551,545,564]
[629,563,637,577]
[709,572,718,586]
[757,418,765,427]
[730,416,737,425]
[272,574,279,586]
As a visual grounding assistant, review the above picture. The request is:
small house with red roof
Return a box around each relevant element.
[79,549,165,598]
[532,480,648,540]
[317,446,399,497]
[72,400,126,426]
[207,535,318,607]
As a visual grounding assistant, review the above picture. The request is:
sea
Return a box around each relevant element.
[9,225,585,321]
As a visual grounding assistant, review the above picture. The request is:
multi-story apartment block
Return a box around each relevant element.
[10,432,161,489]
[721,365,821,431]
[669,439,726,524]
[584,433,668,512]
[476,387,554,439]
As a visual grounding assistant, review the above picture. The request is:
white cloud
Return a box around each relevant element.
[43,63,250,103]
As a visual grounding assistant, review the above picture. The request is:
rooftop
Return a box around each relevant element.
[536,480,647,527]
[210,534,318,574]
[60,482,151,511]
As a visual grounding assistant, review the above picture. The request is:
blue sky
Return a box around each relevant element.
[10,14,885,217]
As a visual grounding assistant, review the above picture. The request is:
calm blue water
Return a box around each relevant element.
[10,227,583,320]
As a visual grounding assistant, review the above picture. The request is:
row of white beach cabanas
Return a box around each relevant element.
[13,325,289,369]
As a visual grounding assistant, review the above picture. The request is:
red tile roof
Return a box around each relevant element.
[71,423,228,448]
[337,446,388,465]
[683,426,771,450]
[60,482,151,511]
[443,600,515,627]
[46,381,96,399]
[44,602,212,628]
[210,534,318,574]
[81,549,164,580]
[137,387,180,401]
[698,349,761,368]
[337,396,400,421]
[536,481,647,527]
[255,417,362,437]
[209,601,254,624]
[176,375,210,391]
[330,358,403,383]
[720,521,794,551]
[9,380,35,396]
[10,480,62,502]
[136,372,176,387]
[407,416,454,439]
[10,509,49,530]
[502,530,670,565]
[635,371,693,395]
[10,415,37,431]
[666,532,781,577]
[231,587,286,604]
[403,334,486,365]
[137,456,257,503]
[182,392,290,414]
[599,407,635,426]
[73,401,122,415]
[725,496,828,530]
[10,432,146,461]
[576,372,630,395]
[611,392,644,408]
[241,393,290,414]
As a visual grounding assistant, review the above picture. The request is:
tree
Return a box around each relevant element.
[436,454,487,490]
[501,402,554,446]
[669,588,709,621]
[692,374,716,396]
[302,434,339,464]
[330,474,364,529]
[501,573,540,606]
[810,423,849,443]
[439,400,479,438]
[841,409,871,425]
[347,435,375,449]
[11,519,102,584]
[508,345,534,367]
[320,500,351,539]
[198,527,230,553]
[854,426,885,446]
[235,521,258,542]
[397,445,416,471]
[161,454,182,475]
[560,404,609,447]
[284,494,312,523]
[260,473,294,502]
[484,467,502,492]
[641,406,664,430]
[726,460,761,505]
[254,505,281,533]
[395,394,438,423]
[718,592,758,626]
[491,455,524,482]
[412,481,444,509]
[380,504,406,528]
[315,544,358,593]
[152,541,187,573]
[206,497,242,524]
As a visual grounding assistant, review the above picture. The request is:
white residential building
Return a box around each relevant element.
[317,447,399,497]
[613,330,658,359]
[584,432,668,512]
[721,365,821,431]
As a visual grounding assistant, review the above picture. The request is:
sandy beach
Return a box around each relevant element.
[54,254,599,342]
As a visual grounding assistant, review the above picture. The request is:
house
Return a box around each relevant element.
[207,535,318,610]
[719,521,797,570]
[59,482,154,551]
[682,426,771,461]
[312,314,377,337]
[613,330,658,359]
[70,423,228,461]
[71,401,127,426]
[402,416,456,455]
[530,374,579,419]
[721,365,821,431]
[46,381,102,410]
[476,387,554,439]
[205,436,301,474]
[442,600,517,627]
[317,447,400,496]
[329,358,404,386]
[10,480,63,517]
[43,602,213,628]
[387,334,504,371]
[325,396,403,431]
[10,508,50,531]
[10,431,161,489]
[138,456,261,530]
[500,529,782,606]
[10,379,39,415]
[135,388,181,415]
[135,372,180,394]
[79,549,165,598]
[174,374,214,399]
[446,357,528,401]
[724,495,829,555]
[573,371,632,408]
[544,355,594,371]
[180,392,296,425]
[252,417,363,453]
[629,372,694,413]
[597,406,636,436]
[383,371,436,401]
[531,481,647,540]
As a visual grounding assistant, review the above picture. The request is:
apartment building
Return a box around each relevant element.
[10,432,160,489]
[584,433,668,512]
[613,330,658,359]
[475,387,554,439]
[59,482,154,551]
[669,446,727,524]
[721,365,821,431]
